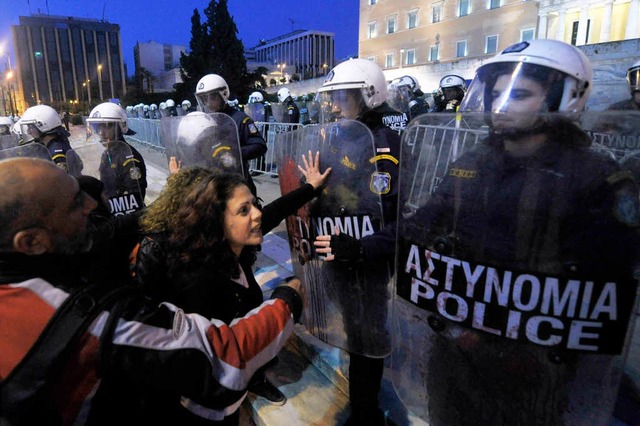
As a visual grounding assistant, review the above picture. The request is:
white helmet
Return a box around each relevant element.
[177,111,215,144]
[143,104,150,111]
[627,60,640,94]
[20,105,64,143]
[166,99,176,108]
[440,75,466,90]
[392,75,421,93]
[86,102,131,136]
[182,100,192,109]
[150,103,158,110]
[318,58,387,109]
[195,74,230,112]
[277,88,291,103]
[248,91,264,104]
[12,121,22,136]
[159,102,167,110]
[461,39,592,113]
[125,105,133,112]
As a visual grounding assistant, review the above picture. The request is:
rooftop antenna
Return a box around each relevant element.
[27,0,32,14]
[46,0,50,14]
[289,18,295,32]
[102,1,107,21]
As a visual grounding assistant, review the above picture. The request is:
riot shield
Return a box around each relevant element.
[276,119,391,356]
[0,142,51,161]
[270,103,287,123]
[73,140,144,216]
[0,134,19,150]
[307,100,320,125]
[390,112,640,424]
[161,112,243,176]
[244,103,267,122]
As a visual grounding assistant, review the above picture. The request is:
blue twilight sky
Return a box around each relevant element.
[0,0,359,76]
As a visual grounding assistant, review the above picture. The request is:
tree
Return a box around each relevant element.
[206,0,251,101]
[174,8,213,101]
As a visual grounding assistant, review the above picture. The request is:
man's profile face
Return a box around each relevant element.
[330,89,362,120]
[200,91,224,113]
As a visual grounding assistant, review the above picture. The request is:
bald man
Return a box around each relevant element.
[0,158,303,424]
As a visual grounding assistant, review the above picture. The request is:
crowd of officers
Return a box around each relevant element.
[1,39,640,426]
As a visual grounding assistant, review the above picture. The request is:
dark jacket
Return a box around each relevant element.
[98,139,148,204]
[284,98,300,124]
[0,252,301,425]
[45,132,83,177]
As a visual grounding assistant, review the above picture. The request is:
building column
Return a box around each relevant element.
[600,0,613,42]
[556,9,566,41]
[538,13,548,39]
[625,0,640,39]
[576,5,589,46]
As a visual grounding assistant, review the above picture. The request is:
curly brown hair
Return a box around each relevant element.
[164,172,256,280]
[139,167,212,233]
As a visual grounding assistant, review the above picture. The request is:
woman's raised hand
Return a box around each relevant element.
[298,150,331,190]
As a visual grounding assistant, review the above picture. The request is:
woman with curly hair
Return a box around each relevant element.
[134,152,330,425]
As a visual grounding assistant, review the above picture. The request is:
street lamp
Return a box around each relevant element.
[278,63,286,84]
[97,64,103,101]
[323,63,328,76]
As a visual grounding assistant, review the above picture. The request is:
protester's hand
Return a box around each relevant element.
[299,150,331,190]
[169,156,182,174]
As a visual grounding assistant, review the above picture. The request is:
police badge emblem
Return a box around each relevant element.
[370,171,391,194]
[129,166,142,180]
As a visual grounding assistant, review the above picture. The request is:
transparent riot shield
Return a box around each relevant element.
[0,142,51,161]
[390,112,640,425]
[270,103,287,123]
[73,140,144,216]
[0,134,19,150]
[275,119,392,356]
[244,103,267,122]
[161,112,243,176]
[307,100,320,125]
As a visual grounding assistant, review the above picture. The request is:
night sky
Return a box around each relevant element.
[0,0,359,76]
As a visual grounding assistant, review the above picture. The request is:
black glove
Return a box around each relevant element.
[330,233,364,262]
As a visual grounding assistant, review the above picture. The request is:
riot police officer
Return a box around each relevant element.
[277,87,300,124]
[86,102,148,203]
[19,104,83,176]
[607,60,640,111]
[315,58,403,426]
[165,99,178,117]
[387,75,430,121]
[195,74,267,196]
[431,74,467,112]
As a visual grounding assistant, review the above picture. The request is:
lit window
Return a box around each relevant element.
[489,0,500,9]
[368,22,377,39]
[521,28,535,42]
[369,0,376,5]
[406,49,416,65]
[387,16,397,34]
[459,0,470,17]
[486,35,498,53]
[408,10,418,29]
[430,45,439,61]
[385,53,395,68]
[456,40,467,57]
[433,4,442,23]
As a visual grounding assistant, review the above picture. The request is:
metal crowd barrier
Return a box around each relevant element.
[125,118,165,151]
[249,122,304,177]
[124,118,304,177]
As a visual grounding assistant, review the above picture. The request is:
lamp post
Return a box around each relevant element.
[323,63,328,76]
[0,51,15,116]
[97,64,103,101]
[86,79,91,104]
[6,71,15,117]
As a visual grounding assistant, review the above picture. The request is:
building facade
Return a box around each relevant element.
[359,0,640,98]
[133,40,186,93]
[250,30,335,82]
[11,14,126,109]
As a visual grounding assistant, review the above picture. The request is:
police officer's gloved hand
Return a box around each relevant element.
[330,233,364,262]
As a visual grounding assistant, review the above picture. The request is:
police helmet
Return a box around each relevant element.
[195,74,230,112]
[182,100,192,109]
[166,99,176,108]
[627,60,640,94]
[86,102,133,137]
[277,88,291,103]
[318,58,387,110]
[248,91,264,104]
[461,39,592,113]
[19,105,64,144]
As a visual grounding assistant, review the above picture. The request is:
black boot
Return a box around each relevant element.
[248,373,286,406]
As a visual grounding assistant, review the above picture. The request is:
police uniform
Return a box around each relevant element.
[386,120,640,425]
[98,139,148,207]
[606,98,640,111]
[45,133,84,177]
[221,104,267,196]
[284,98,300,124]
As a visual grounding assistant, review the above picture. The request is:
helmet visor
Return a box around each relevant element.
[628,67,640,92]
[461,62,568,114]
[386,84,412,114]
[317,89,365,123]
[196,91,224,113]
[20,120,41,143]
[86,120,120,145]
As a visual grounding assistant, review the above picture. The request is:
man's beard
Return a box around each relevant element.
[52,231,93,255]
